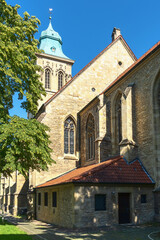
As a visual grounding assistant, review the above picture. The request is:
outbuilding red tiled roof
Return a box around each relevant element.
[36,156,154,188]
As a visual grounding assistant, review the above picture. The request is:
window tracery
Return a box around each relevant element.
[45,68,50,89]
[114,94,122,153]
[116,97,122,143]
[58,71,63,90]
[86,114,95,160]
[64,117,75,154]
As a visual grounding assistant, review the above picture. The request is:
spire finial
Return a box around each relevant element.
[49,8,53,20]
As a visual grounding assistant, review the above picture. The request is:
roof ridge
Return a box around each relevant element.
[69,156,122,182]
[36,157,122,188]
[36,156,154,188]
[43,35,136,107]
[35,167,77,188]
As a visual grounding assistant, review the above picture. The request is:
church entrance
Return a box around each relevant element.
[118,193,131,224]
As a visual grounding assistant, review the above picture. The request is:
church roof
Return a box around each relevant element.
[36,156,154,188]
[38,19,69,59]
[41,34,137,108]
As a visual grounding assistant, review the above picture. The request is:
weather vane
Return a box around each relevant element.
[49,8,53,20]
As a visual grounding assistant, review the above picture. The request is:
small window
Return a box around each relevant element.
[95,194,106,211]
[38,193,41,206]
[141,194,147,203]
[44,192,48,206]
[52,192,57,207]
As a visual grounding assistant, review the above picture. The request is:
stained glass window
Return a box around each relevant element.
[45,69,50,89]
[86,114,95,160]
[64,117,75,154]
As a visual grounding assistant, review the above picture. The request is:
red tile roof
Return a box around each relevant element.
[36,156,154,188]
[43,35,137,107]
[101,41,160,95]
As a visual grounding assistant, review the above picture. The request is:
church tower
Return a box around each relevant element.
[36,13,74,107]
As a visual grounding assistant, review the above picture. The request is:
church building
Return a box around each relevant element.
[1,16,160,228]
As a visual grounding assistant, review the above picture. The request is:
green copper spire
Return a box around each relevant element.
[39,10,69,59]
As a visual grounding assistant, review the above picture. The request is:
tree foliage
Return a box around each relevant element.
[0,0,54,177]
[0,116,53,178]
[0,0,46,117]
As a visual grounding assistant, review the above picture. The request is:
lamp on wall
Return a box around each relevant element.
[0,176,6,223]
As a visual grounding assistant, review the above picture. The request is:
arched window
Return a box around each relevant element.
[64,117,75,154]
[153,78,160,155]
[115,94,122,152]
[86,114,95,160]
[58,71,63,90]
[45,69,50,89]
[153,77,160,213]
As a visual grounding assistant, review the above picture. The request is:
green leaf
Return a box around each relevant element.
[0,1,54,177]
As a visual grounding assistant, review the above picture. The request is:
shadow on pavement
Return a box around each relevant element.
[4,215,160,240]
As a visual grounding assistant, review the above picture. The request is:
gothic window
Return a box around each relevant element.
[58,71,63,90]
[86,114,95,160]
[153,78,160,165]
[115,94,122,152]
[45,68,50,89]
[64,117,75,154]
[116,98,122,143]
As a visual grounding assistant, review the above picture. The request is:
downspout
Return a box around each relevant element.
[34,188,37,219]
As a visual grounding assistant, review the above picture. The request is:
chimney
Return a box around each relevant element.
[111,27,121,41]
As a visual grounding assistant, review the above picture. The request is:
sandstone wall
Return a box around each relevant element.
[104,50,160,186]
[33,38,135,187]
[74,185,154,227]
[36,184,74,228]
[36,53,74,108]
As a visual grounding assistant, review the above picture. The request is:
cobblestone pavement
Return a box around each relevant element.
[4,215,160,240]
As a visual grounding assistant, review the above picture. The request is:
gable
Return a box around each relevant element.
[34,34,137,186]
[41,35,136,109]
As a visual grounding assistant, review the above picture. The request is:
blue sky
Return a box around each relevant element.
[6,0,160,118]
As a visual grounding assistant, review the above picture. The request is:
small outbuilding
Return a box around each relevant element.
[35,156,155,228]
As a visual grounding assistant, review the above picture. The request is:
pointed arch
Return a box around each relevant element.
[86,113,95,160]
[112,90,122,154]
[45,68,51,89]
[58,71,64,90]
[64,116,75,154]
[153,72,160,156]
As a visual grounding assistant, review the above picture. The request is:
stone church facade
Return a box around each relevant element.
[1,17,160,227]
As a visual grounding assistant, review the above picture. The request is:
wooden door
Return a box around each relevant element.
[118,193,130,224]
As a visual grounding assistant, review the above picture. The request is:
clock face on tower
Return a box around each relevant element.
[51,47,56,52]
